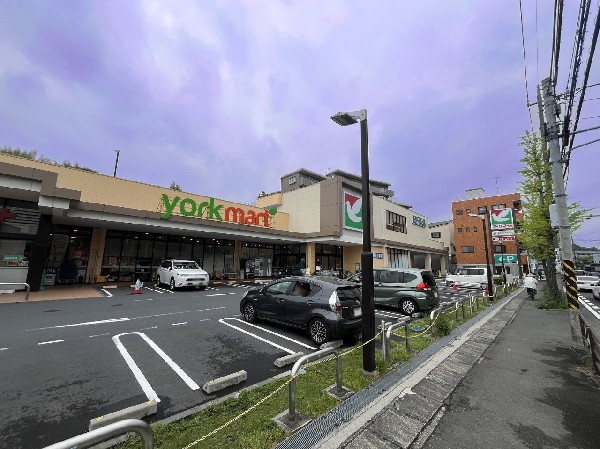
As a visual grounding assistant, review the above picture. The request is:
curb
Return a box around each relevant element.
[89,401,157,431]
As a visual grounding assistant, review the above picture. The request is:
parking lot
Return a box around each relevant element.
[0,280,481,448]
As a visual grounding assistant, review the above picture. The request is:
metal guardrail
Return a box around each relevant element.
[287,343,343,422]
[42,418,153,449]
[381,316,412,362]
[578,313,600,375]
[0,282,30,301]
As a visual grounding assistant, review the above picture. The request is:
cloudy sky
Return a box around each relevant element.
[1,1,599,246]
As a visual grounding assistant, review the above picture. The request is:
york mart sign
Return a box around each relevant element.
[160,194,277,228]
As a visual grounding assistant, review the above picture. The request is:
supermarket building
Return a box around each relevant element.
[0,155,447,291]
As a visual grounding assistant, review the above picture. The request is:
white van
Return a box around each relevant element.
[445,266,489,290]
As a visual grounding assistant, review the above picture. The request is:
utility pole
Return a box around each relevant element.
[540,78,580,344]
[113,150,120,177]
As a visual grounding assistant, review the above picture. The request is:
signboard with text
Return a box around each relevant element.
[492,235,516,242]
[494,254,519,264]
[490,208,514,230]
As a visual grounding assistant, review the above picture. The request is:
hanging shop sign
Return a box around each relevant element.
[492,235,516,242]
[491,230,515,237]
[343,191,363,231]
[490,208,514,230]
[160,194,277,228]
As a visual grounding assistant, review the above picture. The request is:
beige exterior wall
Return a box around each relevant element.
[343,245,362,273]
[372,196,444,251]
[255,192,282,208]
[277,183,321,233]
[372,246,386,269]
[0,155,290,231]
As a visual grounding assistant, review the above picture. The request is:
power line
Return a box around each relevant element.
[519,0,535,131]
[550,0,564,86]
[566,2,600,157]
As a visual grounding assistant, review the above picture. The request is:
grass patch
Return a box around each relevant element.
[116,294,498,449]
[537,285,568,310]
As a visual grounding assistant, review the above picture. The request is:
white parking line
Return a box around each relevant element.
[172,322,187,326]
[89,333,110,338]
[225,318,317,350]
[0,347,8,351]
[206,293,227,297]
[218,319,296,354]
[100,289,113,297]
[26,318,130,331]
[113,332,201,403]
[375,311,405,319]
[38,340,64,345]
[132,306,226,320]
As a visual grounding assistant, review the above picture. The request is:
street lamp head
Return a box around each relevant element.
[330,112,358,126]
[330,109,367,126]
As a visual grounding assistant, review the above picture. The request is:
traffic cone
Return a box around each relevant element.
[452,282,457,291]
[132,278,143,294]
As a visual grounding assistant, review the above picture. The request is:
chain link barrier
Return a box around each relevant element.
[179,328,384,449]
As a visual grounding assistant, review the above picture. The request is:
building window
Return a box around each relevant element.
[461,246,475,253]
[478,206,487,214]
[494,245,507,253]
[466,208,471,213]
[431,232,442,239]
[491,204,506,210]
[466,227,471,232]
[386,211,407,233]
[456,209,463,215]
[457,228,463,233]
[288,176,296,185]
[474,226,478,232]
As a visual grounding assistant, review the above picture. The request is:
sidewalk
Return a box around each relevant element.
[277,288,600,449]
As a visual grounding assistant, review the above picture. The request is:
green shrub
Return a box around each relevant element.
[434,314,452,337]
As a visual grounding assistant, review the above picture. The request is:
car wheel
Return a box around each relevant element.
[170,278,176,290]
[399,298,418,316]
[242,302,257,323]
[309,318,330,345]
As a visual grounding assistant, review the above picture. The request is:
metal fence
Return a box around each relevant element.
[578,313,600,375]
[0,282,30,301]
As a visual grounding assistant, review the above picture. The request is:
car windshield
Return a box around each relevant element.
[174,262,199,270]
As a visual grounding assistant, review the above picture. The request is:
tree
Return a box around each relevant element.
[1,145,97,173]
[169,182,182,191]
[517,132,588,301]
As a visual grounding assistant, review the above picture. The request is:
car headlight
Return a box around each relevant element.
[242,291,248,299]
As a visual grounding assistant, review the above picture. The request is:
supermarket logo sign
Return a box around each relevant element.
[344,191,363,231]
[490,208,514,230]
[160,194,277,228]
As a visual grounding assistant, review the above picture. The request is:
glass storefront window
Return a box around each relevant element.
[0,239,32,267]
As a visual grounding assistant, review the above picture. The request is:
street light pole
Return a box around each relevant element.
[470,213,494,296]
[113,150,120,177]
[331,109,376,374]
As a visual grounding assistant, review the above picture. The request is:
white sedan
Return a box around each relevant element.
[576,275,600,291]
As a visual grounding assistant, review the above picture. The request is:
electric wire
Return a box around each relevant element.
[551,0,565,87]
[566,1,600,157]
[519,0,535,131]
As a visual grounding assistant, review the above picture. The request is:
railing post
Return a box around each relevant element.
[405,322,412,352]
[469,294,473,314]
[381,320,387,363]
[461,300,466,319]
[336,352,343,394]
[289,376,297,422]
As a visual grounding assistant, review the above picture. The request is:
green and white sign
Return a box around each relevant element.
[3,255,24,262]
[494,254,518,264]
[344,191,363,231]
[490,208,514,230]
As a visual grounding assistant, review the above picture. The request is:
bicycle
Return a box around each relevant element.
[526,287,537,301]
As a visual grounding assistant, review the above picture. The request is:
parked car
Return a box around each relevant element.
[239,276,362,345]
[156,259,209,290]
[348,268,439,315]
[576,275,600,291]
[445,266,490,290]
[575,270,586,277]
